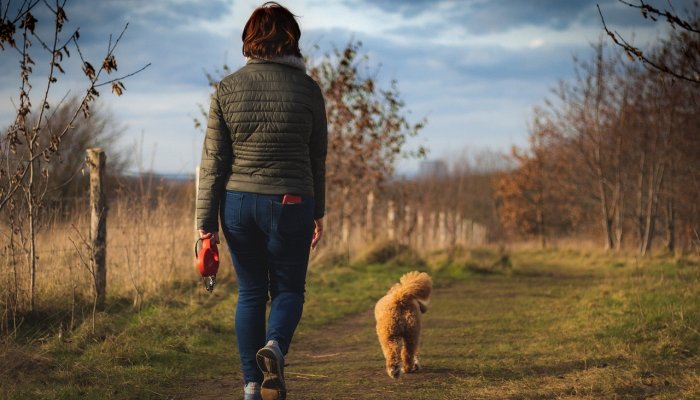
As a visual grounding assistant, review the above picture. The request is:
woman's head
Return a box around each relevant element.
[242,2,301,59]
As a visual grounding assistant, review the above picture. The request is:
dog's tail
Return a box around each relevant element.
[392,271,432,311]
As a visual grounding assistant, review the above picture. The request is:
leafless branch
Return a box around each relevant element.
[597,3,700,84]
[618,0,699,33]
[94,63,151,88]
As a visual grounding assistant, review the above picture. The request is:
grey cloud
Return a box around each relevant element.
[345,0,598,33]
[4,0,694,175]
[345,0,697,35]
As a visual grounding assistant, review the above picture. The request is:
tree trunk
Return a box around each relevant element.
[598,177,614,251]
[613,132,624,251]
[664,161,675,253]
[614,193,624,252]
[665,194,675,253]
[636,152,647,248]
[28,158,36,312]
[593,46,614,251]
[536,206,546,249]
[641,164,665,256]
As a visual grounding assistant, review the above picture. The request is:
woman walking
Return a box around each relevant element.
[196,3,327,399]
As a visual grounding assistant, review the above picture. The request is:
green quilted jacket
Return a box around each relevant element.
[196,57,327,232]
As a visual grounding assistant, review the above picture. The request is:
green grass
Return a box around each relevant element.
[285,248,700,400]
[2,280,240,399]
[1,247,699,399]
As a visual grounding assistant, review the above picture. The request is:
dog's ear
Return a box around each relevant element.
[418,300,428,313]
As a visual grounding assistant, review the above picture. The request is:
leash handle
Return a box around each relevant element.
[194,237,203,259]
[195,237,218,292]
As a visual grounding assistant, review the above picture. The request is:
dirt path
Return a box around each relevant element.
[192,270,610,400]
[285,279,548,400]
[191,282,479,400]
[285,307,435,399]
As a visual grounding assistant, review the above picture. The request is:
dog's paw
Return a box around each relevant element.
[402,358,421,374]
[387,365,401,379]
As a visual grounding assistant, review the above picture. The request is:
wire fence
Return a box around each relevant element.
[4,197,487,256]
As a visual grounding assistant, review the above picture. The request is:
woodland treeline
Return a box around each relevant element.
[496,12,700,254]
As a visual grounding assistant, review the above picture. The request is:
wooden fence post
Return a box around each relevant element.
[466,219,474,246]
[341,187,351,246]
[438,211,446,248]
[87,148,107,307]
[454,212,461,247]
[387,200,396,241]
[416,211,424,248]
[366,191,375,242]
[404,205,412,245]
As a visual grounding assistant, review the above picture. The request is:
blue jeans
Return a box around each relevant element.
[220,190,315,384]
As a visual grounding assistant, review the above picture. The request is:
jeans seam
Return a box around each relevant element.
[269,199,274,233]
[236,193,242,227]
[252,192,257,229]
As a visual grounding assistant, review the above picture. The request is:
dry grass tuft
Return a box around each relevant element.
[351,239,424,266]
[0,179,242,334]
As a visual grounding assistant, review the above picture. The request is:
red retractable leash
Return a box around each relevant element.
[194,237,220,292]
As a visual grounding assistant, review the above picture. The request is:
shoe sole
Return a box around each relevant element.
[256,347,286,400]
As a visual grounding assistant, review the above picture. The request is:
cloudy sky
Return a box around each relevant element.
[0,0,692,175]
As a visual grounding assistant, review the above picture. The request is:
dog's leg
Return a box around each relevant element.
[401,327,421,374]
[379,335,402,379]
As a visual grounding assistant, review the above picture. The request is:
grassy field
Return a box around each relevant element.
[1,246,699,399]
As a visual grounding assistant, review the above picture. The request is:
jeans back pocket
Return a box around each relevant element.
[221,191,244,229]
[272,199,313,237]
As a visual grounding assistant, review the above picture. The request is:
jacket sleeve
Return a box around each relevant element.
[196,85,232,232]
[309,83,328,219]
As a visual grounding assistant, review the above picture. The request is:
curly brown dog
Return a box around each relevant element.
[374,271,432,379]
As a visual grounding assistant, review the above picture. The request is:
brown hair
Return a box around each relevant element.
[242,2,301,59]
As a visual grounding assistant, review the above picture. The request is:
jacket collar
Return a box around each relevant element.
[246,55,306,72]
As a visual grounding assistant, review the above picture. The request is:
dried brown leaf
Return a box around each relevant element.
[103,55,118,74]
[83,62,96,80]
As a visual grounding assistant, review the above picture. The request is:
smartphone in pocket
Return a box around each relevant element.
[282,194,302,204]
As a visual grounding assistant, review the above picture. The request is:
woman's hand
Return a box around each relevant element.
[198,229,220,245]
[311,218,323,250]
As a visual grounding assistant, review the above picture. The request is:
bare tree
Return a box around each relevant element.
[0,0,149,312]
[495,113,579,247]
[503,16,700,253]
[196,41,427,248]
[550,42,627,250]
[308,42,426,243]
